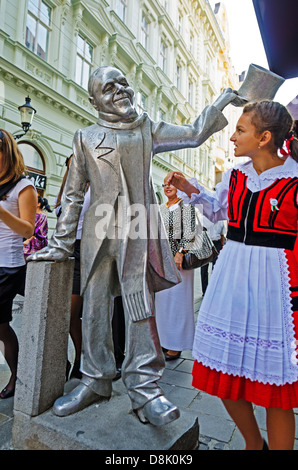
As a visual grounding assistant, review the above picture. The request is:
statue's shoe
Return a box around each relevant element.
[136,396,180,426]
[53,382,108,417]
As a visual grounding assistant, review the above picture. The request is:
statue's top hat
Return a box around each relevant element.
[233,64,285,106]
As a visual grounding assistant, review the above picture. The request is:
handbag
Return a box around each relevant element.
[182,209,218,270]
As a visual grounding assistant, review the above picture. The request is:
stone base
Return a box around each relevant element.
[12,380,199,451]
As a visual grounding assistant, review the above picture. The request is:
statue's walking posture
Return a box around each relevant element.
[29,66,238,425]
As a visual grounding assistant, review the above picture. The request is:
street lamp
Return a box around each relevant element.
[18,96,37,133]
[14,96,37,139]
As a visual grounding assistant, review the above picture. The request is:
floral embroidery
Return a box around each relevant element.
[198,321,284,351]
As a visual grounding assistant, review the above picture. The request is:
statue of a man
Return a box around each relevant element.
[28,66,240,425]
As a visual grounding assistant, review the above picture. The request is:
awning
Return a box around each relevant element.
[252,0,298,79]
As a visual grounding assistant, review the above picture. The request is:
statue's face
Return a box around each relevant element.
[89,67,135,119]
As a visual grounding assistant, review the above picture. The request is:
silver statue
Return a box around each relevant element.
[28,66,240,425]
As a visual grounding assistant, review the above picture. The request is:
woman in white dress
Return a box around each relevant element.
[0,129,37,398]
[167,100,298,450]
[155,175,196,360]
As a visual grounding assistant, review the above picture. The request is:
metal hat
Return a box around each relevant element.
[233,64,285,106]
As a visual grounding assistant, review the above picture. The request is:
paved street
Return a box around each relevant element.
[1,293,298,451]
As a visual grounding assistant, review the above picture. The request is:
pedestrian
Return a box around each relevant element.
[155,174,196,361]
[0,129,37,399]
[23,195,52,259]
[167,100,298,450]
[200,219,226,295]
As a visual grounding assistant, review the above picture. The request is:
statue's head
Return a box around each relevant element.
[88,66,136,122]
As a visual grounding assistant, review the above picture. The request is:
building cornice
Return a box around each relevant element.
[0,36,96,126]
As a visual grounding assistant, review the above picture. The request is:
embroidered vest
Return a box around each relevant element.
[227,169,298,249]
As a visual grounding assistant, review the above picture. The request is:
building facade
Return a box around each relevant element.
[0,0,241,232]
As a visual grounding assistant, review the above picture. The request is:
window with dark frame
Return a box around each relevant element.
[75,34,93,90]
[25,0,52,61]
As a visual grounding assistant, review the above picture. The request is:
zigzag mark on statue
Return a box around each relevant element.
[95,133,116,173]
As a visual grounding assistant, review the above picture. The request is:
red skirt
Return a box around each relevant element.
[192,361,298,410]
[192,249,298,410]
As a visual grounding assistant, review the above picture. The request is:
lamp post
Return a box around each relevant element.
[14,96,37,140]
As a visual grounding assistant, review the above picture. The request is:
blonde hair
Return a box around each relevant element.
[0,129,26,184]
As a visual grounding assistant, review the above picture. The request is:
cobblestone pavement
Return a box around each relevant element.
[1,297,298,451]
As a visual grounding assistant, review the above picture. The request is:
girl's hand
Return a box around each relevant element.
[166,172,199,197]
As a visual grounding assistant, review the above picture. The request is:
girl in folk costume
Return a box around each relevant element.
[167,101,298,450]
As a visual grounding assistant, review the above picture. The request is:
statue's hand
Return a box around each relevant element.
[230,92,249,108]
[27,246,69,263]
[213,87,248,111]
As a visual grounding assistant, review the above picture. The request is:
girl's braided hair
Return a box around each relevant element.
[243,100,298,162]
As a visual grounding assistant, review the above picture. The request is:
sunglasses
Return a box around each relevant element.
[0,131,4,141]
[162,183,173,187]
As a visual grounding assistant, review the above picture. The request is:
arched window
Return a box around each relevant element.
[18,142,47,194]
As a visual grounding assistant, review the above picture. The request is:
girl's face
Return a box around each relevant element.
[230,112,261,159]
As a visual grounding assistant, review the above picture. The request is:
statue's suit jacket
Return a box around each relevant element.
[49,106,228,297]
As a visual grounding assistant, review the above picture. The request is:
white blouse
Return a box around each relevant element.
[0,178,35,267]
[177,156,298,222]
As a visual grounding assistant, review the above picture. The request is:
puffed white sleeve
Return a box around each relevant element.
[177,169,232,223]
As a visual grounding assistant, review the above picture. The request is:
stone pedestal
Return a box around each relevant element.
[13,380,199,450]
[13,260,74,418]
[12,259,199,451]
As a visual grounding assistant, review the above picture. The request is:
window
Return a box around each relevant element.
[26,0,52,60]
[157,109,164,121]
[185,148,192,166]
[136,92,147,114]
[176,64,181,90]
[159,40,167,72]
[140,13,149,49]
[18,142,47,193]
[188,81,194,106]
[178,14,182,34]
[75,34,93,90]
[19,143,44,172]
[189,31,194,55]
[115,0,127,22]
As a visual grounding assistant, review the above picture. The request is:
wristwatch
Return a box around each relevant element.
[178,247,187,254]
